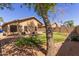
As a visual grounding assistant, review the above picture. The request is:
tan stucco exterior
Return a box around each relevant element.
[2,17,43,35]
[19,18,41,32]
[19,19,39,26]
[0,26,1,29]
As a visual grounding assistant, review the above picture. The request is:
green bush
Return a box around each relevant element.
[71,35,79,41]
[15,37,33,46]
[15,36,45,47]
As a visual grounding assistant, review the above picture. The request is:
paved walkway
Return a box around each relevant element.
[54,41,79,56]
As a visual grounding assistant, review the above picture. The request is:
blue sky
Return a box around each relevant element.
[0,3,79,25]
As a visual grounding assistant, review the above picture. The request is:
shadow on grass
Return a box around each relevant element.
[30,39,46,55]
[35,44,46,55]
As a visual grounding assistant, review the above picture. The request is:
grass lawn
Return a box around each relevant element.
[53,32,68,43]
[15,32,68,47]
[38,32,68,43]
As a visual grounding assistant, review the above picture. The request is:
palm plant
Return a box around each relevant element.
[64,20,74,27]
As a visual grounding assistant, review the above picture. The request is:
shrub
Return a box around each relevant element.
[15,36,45,47]
[71,35,79,41]
[15,37,33,47]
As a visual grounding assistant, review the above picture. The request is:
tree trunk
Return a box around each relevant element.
[46,26,54,56]
[43,17,54,56]
[39,4,54,56]
[17,22,20,35]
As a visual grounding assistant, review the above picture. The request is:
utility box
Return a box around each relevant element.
[0,30,3,37]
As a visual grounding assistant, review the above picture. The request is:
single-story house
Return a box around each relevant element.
[51,23,61,32]
[2,17,43,36]
[38,22,61,32]
[60,25,74,33]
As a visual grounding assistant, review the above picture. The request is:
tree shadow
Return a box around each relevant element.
[31,39,47,55]
[35,44,46,55]
[56,26,79,56]
[0,36,20,46]
[0,40,2,56]
[0,35,20,56]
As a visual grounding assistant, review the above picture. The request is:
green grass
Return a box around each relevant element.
[53,32,67,43]
[37,32,68,43]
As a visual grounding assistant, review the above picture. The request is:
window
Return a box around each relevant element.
[10,25,17,32]
[3,26,8,32]
[18,25,22,32]
[24,26,28,31]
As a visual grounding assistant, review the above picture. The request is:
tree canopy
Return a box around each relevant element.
[64,20,74,27]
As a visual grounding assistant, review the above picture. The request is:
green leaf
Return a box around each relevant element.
[0,17,3,22]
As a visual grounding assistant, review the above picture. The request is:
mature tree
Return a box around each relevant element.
[60,20,74,33]
[64,20,74,27]
[22,3,56,55]
[0,4,13,10]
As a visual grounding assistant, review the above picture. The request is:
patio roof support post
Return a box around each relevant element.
[17,22,19,35]
[22,25,24,32]
[7,25,10,36]
[17,21,21,35]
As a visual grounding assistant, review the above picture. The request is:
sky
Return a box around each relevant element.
[0,3,79,25]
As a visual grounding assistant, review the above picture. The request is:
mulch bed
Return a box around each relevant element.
[1,42,45,56]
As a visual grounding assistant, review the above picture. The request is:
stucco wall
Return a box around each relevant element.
[19,19,40,26]
[2,18,42,35]
[19,19,41,32]
[0,26,2,29]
